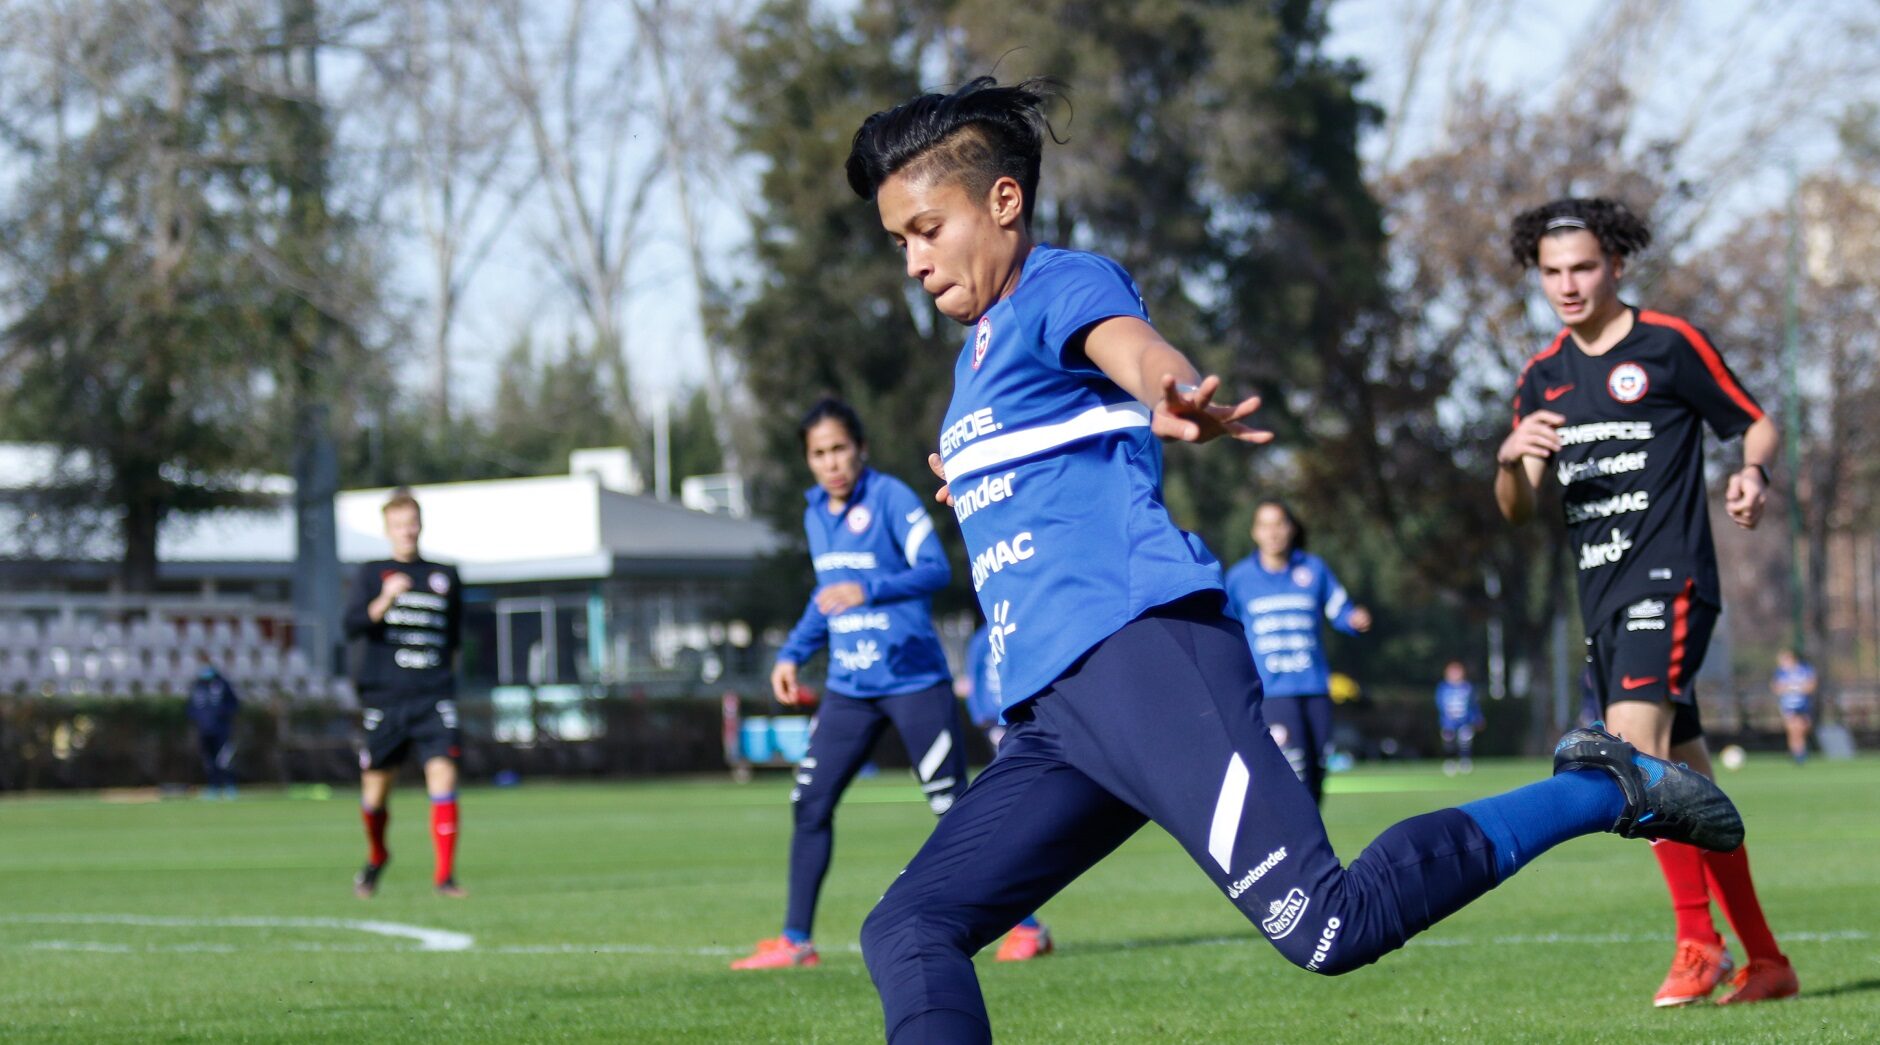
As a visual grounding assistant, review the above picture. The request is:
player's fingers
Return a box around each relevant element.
[1530,409,1568,427]
[928,453,946,481]
[1221,394,1262,422]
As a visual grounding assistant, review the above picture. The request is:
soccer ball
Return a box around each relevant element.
[1719,744,1747,771]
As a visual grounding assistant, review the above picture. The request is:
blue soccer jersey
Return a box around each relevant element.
[938,245,1222,712]
[1222,550,1361,698]
[776,468,952,697]
[1436,680,1481,731]
[1773,663,1815,716]
[963,624,1002,727]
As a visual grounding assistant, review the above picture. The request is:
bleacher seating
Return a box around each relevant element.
[0,612,342,702]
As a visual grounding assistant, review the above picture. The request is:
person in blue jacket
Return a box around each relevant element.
[187,655,240,799]
[1435,660,1485,775]
[732,398,966,971]
[1223,500,1372,804]
[843,77,1742,1043]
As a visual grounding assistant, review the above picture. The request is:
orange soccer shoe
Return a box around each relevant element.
[1653,939,1735,1007]
[730,936,820,970]
[1715,956,1799,1005]
[994,924,1054,962]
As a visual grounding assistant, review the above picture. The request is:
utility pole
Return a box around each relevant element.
[1781,167,1807,655]
[283,0,341,675]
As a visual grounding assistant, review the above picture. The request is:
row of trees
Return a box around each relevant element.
[2,1,1875,708]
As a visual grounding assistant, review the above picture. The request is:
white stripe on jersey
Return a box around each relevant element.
[903,515,934,566]
[941,402,1151,483]
[917,729,954,783]
[1325,586,1349,621]
[1207,753,1251,872]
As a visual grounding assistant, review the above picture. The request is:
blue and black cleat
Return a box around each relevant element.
[1553,725,1744,852]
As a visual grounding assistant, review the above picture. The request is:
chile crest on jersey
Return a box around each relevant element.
[938,245,1222,711]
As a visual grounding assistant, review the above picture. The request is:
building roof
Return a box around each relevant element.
[339,476,780,583]
[0,443,779,584]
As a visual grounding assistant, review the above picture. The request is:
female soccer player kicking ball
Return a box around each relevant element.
[842,78,1744,1043]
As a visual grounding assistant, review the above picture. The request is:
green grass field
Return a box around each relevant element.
[2,756,1875,1043]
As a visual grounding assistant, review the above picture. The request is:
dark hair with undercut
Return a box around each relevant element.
[845,76,1059,225]
[1255,498,1308,554]
[797,397,866,450]
[1508,197,1652,268]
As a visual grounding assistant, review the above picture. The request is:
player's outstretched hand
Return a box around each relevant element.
[771,660,801,706]
[1153,375,1273,445]
[1725,466,1767,529]
[1497,410,1564,467]
[927,453,953,507]
[1348,606,1373,633]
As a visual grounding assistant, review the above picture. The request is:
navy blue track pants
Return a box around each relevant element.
[1263,693,1334,804]
[861,597,1501,1043]
[786,683,966,938]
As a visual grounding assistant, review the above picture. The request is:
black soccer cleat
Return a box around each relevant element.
[354,860,387,899]
[1553,725,1744,852]
[434,877,468,899]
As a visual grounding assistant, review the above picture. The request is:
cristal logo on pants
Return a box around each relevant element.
[1261,887,1310,939]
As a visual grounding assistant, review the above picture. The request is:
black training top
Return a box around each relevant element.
[1512,307,1763,628]
[343,558,463,699]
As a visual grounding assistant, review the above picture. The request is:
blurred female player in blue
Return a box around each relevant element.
[843,76,1744,1043]
[1435,659,1485,775]
[1223,500,1372,802]
[731,399,967,970]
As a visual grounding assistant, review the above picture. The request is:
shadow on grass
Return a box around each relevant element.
[1802,977,1880,1001]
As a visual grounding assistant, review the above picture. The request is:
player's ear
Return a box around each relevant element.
[989,177,1024,229]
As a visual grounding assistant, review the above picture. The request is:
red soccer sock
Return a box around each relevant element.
[1703,845,1784,962]
[430,795,459,885]
[1653,841,1721,945]
[362,805,389,867]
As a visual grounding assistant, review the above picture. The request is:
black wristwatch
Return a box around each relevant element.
[1744,463,1770,484]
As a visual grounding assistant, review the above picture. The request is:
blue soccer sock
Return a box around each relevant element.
[782,927,812,944]
[1016,915,1041,930]
[1460,769,1626,881]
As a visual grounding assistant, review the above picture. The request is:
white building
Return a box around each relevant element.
[0,444,779,700]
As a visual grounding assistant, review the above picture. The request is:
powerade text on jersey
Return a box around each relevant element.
[938,245,1221,712]
[343,559,463,699]
[1513,309,1763,628]
[1222,551,1361,698]
[776,468,952,697]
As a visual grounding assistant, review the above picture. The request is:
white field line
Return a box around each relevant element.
[0,914,472,951]
[0,918,1866,957]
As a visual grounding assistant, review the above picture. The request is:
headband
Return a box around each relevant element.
[1544,215,1589,231]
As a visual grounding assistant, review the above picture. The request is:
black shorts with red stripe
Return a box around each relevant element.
[1585,580,1716,746]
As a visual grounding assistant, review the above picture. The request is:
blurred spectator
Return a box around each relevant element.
[187,655,240,799]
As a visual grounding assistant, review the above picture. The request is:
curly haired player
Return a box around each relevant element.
[1497,196,1796,1006]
